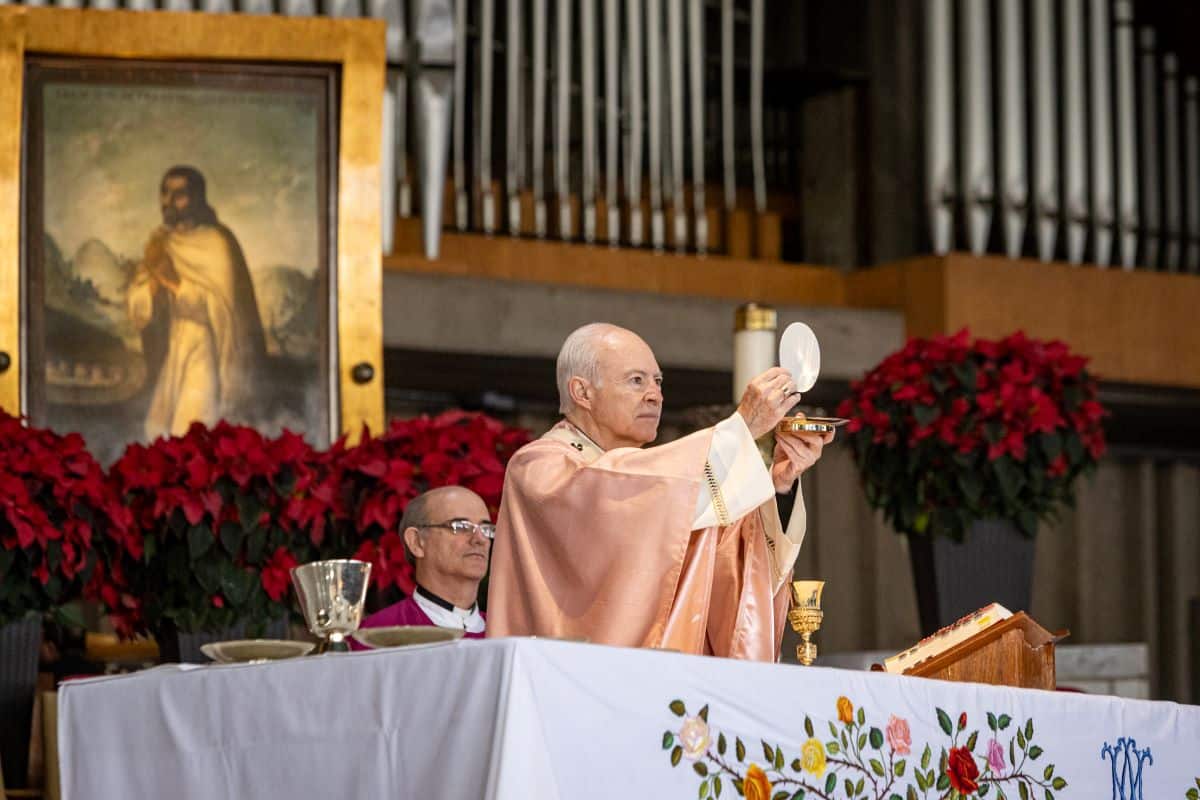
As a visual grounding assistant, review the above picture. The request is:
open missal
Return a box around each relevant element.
[883,603,1013,674]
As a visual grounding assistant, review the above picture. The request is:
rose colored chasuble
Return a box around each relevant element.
[487,414,807,661]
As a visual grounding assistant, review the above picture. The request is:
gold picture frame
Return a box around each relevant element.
[0,6,385,449]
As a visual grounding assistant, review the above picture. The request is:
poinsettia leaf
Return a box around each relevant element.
[220,563,255,606]
[187,524,213,561]
[219,522,244,557]
[246,529,267,564]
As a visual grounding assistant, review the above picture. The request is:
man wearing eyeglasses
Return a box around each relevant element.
[488,322,831,661]
[356,486,493,639]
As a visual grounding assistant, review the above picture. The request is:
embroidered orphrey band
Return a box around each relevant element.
[703,461,732,527]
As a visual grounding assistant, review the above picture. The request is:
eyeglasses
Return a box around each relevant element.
[422,519,497,540]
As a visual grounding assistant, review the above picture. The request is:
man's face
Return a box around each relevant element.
[411,488,492,587]
[586,330,664,448]
[160,175,193,228]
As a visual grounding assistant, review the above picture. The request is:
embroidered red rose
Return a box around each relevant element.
[946,746,980,794]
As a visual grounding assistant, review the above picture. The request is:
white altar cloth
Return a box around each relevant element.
[59,638,1200,799]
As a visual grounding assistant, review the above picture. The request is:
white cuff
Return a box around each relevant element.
[692,412,775,529]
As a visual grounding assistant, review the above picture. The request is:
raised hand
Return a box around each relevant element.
[736,367,800,439]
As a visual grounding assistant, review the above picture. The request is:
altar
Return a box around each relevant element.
[58,638,1199,799]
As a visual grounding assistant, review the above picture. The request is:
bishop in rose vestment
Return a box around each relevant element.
[487,323,831,662]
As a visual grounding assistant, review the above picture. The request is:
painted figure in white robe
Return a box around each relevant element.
[127,166,267,439]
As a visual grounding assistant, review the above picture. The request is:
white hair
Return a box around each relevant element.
[556,322,625,414]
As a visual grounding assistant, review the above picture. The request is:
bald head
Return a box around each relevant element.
[556,323,652,414]
[400,486,489,566]
[556,322,663,449]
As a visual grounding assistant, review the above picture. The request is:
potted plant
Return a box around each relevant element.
[0,412,133,787]
[108,421,334,662]
[329,411,529,608]
[836,330,1107,634]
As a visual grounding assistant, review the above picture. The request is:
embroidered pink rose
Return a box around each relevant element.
[885,715,911,755]
[987,738,1005,773]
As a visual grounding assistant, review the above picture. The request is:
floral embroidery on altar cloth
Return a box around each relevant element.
[662,697,1068,800]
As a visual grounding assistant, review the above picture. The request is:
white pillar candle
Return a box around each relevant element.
[732,303,776,404]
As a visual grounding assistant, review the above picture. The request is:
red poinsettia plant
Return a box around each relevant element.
[0,411,139,632]
[107,421,335,637]
[328,411,529,600]
[836,330,1107,541]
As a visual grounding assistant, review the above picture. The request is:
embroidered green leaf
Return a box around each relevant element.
[791,759,802,772]
[763,741,775,763]
[987,712,998,732]
[736,738,746,762]
[966,730,978,752]
[694,762,709,777]
[1017,729,1026,750]
[826,741,840,755]
[1025,719,1034,741]
[1018,782,1029,800]
[979,785,990,797]
[1052,778,1066,791]
[1028,745,1043,760]
[700,704,710,722]
[998,789,1007,800]
[869,727,884,750]
[824,773,836,795]
[907,786,918,800]
[700,778,710,799]
[670,700,687,717]
[1043,765,1053,780]
[939,748,948,775]
[671,746,682,766]
[870,758,886,777]
[718,733,727,756]
[998,714,1012,730]
[774,746,784,771]
[920,743,932,771]
[792,791,807,800]
[894,759,906,777]
[915,770,927,792]
[1043,789,1054,800]
[936,774,951,792]
[1009,739,1016,768]
[889,795,902,800]
[804,716,815,738]
[662,732,674,750]
[855,777,865,796]
[734,778,744,795]
[829,721,839,739]
[857,733,867,751]
[714,776,723,797]
[1188,790,1199,800]
[844,779,855,798]
[857,707,866,726]
[772,792,790,800]
[937,708,953,736]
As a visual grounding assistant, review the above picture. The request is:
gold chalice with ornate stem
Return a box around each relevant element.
[789,580,825,666]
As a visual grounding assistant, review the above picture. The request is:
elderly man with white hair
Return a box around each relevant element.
[487,322,832,661]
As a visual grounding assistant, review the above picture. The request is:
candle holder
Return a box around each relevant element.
[788,579,825,666]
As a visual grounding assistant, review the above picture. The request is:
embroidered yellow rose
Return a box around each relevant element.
[837,696,854,724]
[800,738,827,776]
[743,764,772,800]
[678,715,710,760]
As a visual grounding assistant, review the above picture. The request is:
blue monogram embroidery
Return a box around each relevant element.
[1100,738,1153,800]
